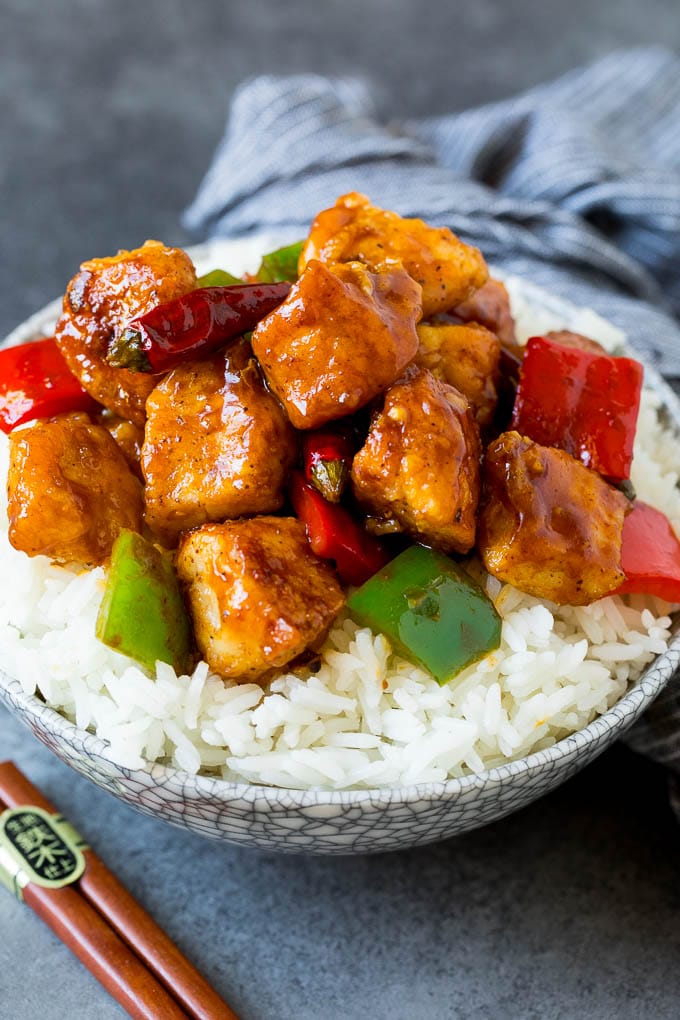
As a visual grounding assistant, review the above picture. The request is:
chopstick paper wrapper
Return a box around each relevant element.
[0,761,239,1020]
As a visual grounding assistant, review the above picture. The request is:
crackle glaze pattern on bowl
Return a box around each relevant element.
[1,237,679,855]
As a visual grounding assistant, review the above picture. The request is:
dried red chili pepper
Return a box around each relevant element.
[511,335,643,482]
[289,471,390,586]
[615,501,680,602]
[0,337,100,433]
[302,427,355,503]
[107,283,290,374]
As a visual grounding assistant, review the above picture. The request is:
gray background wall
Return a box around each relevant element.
[3,0,680,337]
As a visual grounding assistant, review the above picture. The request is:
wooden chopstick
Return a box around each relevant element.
[0,761,239,1020]
[20,880,189,1020]
[79,857,238,1020]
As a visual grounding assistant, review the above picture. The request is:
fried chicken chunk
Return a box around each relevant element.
[452,277,516,348]
[478,432,628,605]
[416,322,501,427]
[351,366,481,553]
[142,339,297,546]
[300,192,488,318]
[251,258,421,430]
[55,240,197,425]
[99,415,145,479]
[177,518,345,683]
[7,414,143,566]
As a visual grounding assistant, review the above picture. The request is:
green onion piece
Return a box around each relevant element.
[196,268,243,287]
[96,530,192,676]
[346,545,501,685]
[256,240,304,283]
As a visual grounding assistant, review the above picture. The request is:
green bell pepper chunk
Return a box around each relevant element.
[255,240,304,283]
[195,268,243,287]
[346,545,501,685]
[96,530,192,676]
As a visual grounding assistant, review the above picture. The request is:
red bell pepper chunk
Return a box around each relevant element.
[106,282,291,374]
[289,471,390,586]
[616,501,680,602]
[302,426,355,503]
[511,335,643,482]
[0,337,99,433]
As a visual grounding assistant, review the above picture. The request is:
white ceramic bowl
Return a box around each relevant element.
[1,239,679,855]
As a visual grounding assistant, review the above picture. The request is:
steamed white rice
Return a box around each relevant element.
[0,281,678,790]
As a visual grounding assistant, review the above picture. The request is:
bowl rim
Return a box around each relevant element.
[1,239,679,807]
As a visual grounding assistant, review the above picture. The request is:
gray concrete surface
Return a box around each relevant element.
[2,2,680,1017]
[3,709,680,1020]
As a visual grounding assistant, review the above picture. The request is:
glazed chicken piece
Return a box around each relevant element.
[55,240,197,425]
[99,415,145,479]
[142,338,296,546]
[251,259,421,430]
[299,192,488,318]
[177,517,345,683]
[351,366,481,554]
[478,432,628,605]
[7,414,143,567]
[416,322,501,427]
[452,277,517,348]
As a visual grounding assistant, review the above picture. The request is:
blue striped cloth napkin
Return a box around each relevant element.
[184,47,680,777]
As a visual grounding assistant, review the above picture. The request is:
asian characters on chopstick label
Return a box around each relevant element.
[1,190,679,699]
[0,806,87,896]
